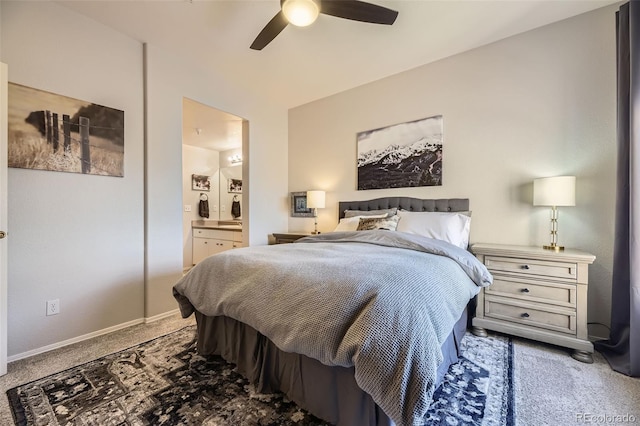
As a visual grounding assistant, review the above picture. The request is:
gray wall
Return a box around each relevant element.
[0,0,617,357]
[288,6,617,335]
[144,43,289,318]
[1,1,290,357]
[1,1,145,356]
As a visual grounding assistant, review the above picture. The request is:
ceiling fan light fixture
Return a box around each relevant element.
[282,0,320,27]
[251,0,397,50]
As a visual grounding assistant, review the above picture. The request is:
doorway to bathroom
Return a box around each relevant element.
[181,97,246,271]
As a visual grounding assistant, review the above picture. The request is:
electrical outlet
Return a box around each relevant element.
[184,205,192,212]
[46,299,60,316]
[212,205,218,212]
[221,205,226,212]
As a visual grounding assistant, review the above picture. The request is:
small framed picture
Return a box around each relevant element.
[192,174,210,191]
[290,192,314,217]
[228,178,242,193]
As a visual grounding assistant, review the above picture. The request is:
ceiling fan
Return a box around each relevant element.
[250,0,399,50]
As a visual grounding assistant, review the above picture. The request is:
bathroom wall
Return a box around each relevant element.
[219,146,242,221]
[182,144,219,269]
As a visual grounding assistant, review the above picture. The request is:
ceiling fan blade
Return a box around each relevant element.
[320,0,398,25]
[250,11,289,50]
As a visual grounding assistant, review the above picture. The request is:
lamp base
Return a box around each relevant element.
[543,244,564,252]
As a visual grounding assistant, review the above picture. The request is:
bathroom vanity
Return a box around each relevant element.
[192,220,243,265]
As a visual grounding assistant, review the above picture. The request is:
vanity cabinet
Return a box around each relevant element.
[192,228,243,265]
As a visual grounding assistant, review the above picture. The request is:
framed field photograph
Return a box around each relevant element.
[290,192,314,217]
[357,115,443,190]
[8,82,124,177]
[227,178,242,193]
[192,174,211,191]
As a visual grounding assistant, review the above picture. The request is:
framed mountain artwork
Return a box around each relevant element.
[357,115,443,190]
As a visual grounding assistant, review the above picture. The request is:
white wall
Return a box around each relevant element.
[288,6,617,334]
[1,1,145,356]
[219,147,244,221]
[145,43,289,317]
[182,145,219,269]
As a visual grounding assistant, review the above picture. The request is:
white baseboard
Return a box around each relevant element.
[8,317,144,363]
[144,308,180,324]
[7,309,183,363]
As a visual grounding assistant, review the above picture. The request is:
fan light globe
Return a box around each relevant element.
[282,0,320,27]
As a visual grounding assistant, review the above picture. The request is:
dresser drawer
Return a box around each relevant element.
[194,228,242,241]
[485,296,576,335]
[485,256,577,280]
[486,275,576,308]
[471,243,596,361]
[272,233,311,244]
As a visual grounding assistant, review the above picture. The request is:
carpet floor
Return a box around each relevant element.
[7,325,514,425]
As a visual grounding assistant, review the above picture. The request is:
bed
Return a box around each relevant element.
[173,197,492,426]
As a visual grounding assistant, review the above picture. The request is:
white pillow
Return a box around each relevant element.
[333,213,388,232]
[396,210,471,249]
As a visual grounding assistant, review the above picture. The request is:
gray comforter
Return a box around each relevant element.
[173,231,492,426]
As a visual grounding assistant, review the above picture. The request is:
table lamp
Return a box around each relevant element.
[533,176,576,251]
[306,190,325,234]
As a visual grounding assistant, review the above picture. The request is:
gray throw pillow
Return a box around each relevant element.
[357,215,400,231]
[344,208,398,218]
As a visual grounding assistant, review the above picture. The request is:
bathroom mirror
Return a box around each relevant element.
[219,164,242,221]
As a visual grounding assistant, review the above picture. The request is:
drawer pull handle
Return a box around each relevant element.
[520,288,530,293]
[521,313,530,318]
[521,265,530,270]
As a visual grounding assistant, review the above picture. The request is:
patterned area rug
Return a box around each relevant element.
[7,326,514,425]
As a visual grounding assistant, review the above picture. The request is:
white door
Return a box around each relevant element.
[0,62,8,376]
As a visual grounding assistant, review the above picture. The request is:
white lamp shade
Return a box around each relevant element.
[533,176,576,207]
[306,190,326,209]
[282,0,320,27]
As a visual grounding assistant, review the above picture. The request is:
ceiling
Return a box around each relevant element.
[182,97,244,151]
[58,0,618,150]
[59,0,617,110]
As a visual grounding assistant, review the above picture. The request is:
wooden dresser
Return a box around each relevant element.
[471,243,596,363]
[271,233,312,244]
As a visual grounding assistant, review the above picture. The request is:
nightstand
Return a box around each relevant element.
[271,232,312,244]
[471,243,596,363]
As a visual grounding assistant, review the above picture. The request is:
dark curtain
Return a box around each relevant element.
[594,1,640,377]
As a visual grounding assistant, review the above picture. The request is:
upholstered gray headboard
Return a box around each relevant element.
[338,197,469,219]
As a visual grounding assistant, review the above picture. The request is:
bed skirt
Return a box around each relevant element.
[194,308,468,426]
